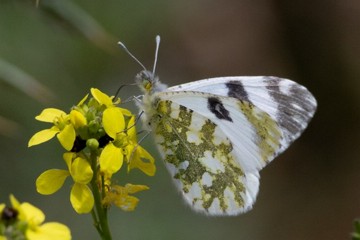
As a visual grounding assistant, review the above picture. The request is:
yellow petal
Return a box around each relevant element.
[138,145,155,163]
[35,108,67,122]
[127,115,137,141]
[63,152,76,170]
[20,202,45,226]
[0,203,5,213]
[120,107,133,116]
[77,93,89,106]
[91,88,113,107]
[99,142,123,175]
[9,194,20,209]
[36,169,70,195]
[125,184,149,194]
[26,222,71,240]
[103,108,125,139]
[128,145,156,176]
[28,128,59,147]
[124,144,135,163]
[57,124,76,151]
[70,183,94,214]
[70,110,87,128]
[115,195,139,212]
[70,157,93,184]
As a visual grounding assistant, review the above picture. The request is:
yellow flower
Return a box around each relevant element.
[2,195,71,240]
[28,88,154,219]
[28,108,76,151]
[36,153,94,214]
[125,116,156,176]
[99,107,127,175]
[90,88,132,116]
[102,184,149,211]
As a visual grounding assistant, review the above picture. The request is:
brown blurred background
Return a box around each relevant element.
[0,0,359,239]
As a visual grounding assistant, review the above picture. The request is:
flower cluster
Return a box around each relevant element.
[28,88,155,214]
[0,195,71,240]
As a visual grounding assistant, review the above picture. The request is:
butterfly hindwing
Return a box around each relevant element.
[151,98,260,215]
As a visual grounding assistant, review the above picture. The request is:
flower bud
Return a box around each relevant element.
[86,138,99,150]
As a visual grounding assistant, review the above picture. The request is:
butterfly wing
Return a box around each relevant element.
[148,76,316,215]
[166,76,317,152]
[156,91,284,173]
[150,97,262,215]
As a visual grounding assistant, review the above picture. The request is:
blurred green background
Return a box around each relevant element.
[1,0,359,239]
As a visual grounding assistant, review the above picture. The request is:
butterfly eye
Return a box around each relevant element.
[143,80,152,91]
[136,70,155,92]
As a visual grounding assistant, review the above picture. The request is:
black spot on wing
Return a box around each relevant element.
[207,97,233,122]
[226,81,251,103]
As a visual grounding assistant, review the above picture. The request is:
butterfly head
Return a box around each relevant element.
[135,70,158,93]
[119,36,166,94]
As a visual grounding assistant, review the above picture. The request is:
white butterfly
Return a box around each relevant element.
[119,36,317,216]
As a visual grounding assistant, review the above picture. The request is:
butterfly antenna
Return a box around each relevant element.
[152,35,161,75]
[118,40,147,71]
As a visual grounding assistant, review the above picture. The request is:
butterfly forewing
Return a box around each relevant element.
[167,76,317,152]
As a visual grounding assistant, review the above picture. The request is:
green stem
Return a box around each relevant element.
[90,151,112,240]
[90,208,101,234]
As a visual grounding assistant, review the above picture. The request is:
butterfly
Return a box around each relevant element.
[118,36,317,216]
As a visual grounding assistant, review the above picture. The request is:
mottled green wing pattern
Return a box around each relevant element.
[151,99,260,215]
[156,91,284,173]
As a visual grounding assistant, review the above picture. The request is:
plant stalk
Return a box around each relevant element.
[90,151,112,240]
